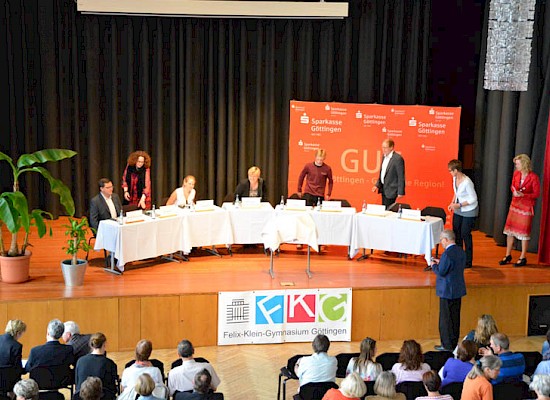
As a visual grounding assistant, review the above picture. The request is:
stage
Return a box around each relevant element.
[1,218,549,354]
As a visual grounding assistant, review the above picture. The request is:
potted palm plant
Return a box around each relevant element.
[0,149,76,283]
[62,217,94,286]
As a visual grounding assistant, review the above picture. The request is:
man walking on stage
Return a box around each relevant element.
[430,229,467,351]
[372,139,405,209]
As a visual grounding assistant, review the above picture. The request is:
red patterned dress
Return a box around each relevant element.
[503,170,540,240]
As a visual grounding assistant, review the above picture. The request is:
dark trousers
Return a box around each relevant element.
[453,214,475,266]
[302,193,324,207]
[439,297,462,350]
[381,193,397,209]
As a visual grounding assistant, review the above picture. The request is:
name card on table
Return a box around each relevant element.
[241,197,261,208]
[365,204,387,216]
[195,199,215,212]
[320,200,342,212]
[157,205,178,218]
[286,199,307,211]
[401,208,422,221]
[126,210,144,218]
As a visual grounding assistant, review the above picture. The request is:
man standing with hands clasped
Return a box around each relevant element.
[371,139,405,209]
[430,230,467,352]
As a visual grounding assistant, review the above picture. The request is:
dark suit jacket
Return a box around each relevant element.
[25,340,75,372]
[432,244,467,300]
[89,193,122,231]
[0,333,23,373]
[68,333,92,361]
[376,152,405,198]
[234,178,267,202]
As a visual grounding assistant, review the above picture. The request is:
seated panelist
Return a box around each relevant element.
[234,166,267,202]
[167,175,196,207]
[90,178,123,231]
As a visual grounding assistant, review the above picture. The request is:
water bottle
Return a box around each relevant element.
[190,201,195,212]
[362,200,367,213]
[280,195,285,208]
[397,204,402,219]
[235,194,240,209]
[151,204,156,219]
[318,197,322,211]
[118,209,124,225]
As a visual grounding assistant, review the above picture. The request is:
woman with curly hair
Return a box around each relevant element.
[122,150,152,210]
[390,340,430,384]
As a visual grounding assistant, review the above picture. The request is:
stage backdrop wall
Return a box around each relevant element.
[288,101,461,219]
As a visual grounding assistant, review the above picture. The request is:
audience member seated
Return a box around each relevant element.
[75,333,118,400]
[414,370,452,400]
[295,334,337,387]
[534,356,550,375]
[322,372,366,400]
[234,166,267,202]
[62,321,91,362]
[365,371,405,400]
[121,339,163,392]
[458,314,498,356]
[440,340,477,387]
[346,337,383,382]
[479,333,525,384]
[168,340,220,396]
[390,340,430,384]
[0,319,26,375]
[175,369,223,400]
[530,374,550,400]
[79,377,103,400]
[542,328,550,361]
[166,176,197,207]
[135,373,164,400]
[25,319,75,372]
[13,379,39,400]
[461,355,501,400]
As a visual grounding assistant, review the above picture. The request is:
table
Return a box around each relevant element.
[222,202,274,245]
[180,206,234,254]
[309,207,356,246]
[350,212,444,264]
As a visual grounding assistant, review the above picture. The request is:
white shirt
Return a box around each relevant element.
[296,352,337,387]
[175,188,196,207]
[101,193,118,219]
[452,175,478,213]
[121,364,163,390]
[167,359,220,395]
[380,151,394,185]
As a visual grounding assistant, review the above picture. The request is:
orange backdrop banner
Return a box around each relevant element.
[288,101,461,224]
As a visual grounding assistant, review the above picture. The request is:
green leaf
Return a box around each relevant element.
[0,151,13,164]
[0,197,16,232]
[30,209,53,238]
[24,166,75,216]
[0,192,30,233]
[17,149,77,168]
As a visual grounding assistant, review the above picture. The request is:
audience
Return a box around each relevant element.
[79,377,103,400]
[13,379,39,400]
[414,370,452,400]
[366,371,405,400]
[168,339,221,395]
[295,334,337,387]
[530,375,550,400]
[0,319,26,375]
[322,372,366,400]
[390,340,430,384]
[440,340,477,387]
[542,328,550,361]
[461,314,498,355]
[461,355,501,400]
[121,339,164,392]
[346,337,383,382]
[534,355,550,375]
[479,332,525,384]
[135,373,164,400]
[176,369,223,400]
[75,332,118,400]
[25,318,74,372]
[63,321,92,361]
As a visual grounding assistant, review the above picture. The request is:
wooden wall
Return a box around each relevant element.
[1,285,549,356]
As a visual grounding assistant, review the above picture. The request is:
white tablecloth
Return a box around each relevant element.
[94,215,184,270]
[309,207,356,246]
[181,206,234,253]
[223,202,274,244]
[350,213,444,264]
[262,209,319,252]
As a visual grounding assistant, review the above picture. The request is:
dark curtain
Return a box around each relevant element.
[0,0,431,217]
[474,0,550,253]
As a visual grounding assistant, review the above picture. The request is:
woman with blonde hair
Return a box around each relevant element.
[499,153,540,267]
[323,373,367,400]
[122,150,152,210]
[461,355,502,400]
[366,371,405,400]
[0,319,26,374]
[346,337,383,381]
[135,373,164,400]
[167,175,196,207]
[390,340,430,384]
[234,166,267,202]
[462,314,498,352]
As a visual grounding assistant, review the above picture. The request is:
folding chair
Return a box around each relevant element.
[335,352,359,378]
[440,382,463,400]
[295,381,338,400]
[277,354,307,400]
[421,206,447,256]
[396,381,427,400]
[29,364,75,399]
[375,352,400,371]
[0,366,20,400]
[517,351,542,377]
[423,350,454,371]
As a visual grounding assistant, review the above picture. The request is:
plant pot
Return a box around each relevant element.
[61,259,88,286]
[0,251,32,283]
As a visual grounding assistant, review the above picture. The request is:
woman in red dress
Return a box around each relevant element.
[499,154,540,267]
[122,151,152,210]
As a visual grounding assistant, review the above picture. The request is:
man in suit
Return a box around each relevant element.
[371,139,405,209]
[89,178,122,231]
[430,230,467,352]
[62,321,91,362]
[25,319,75,372]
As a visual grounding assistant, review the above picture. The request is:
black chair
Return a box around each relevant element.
[277,354,308,400]
[171,357,210,370]
[375,352,400,371]
[175,392,224,400]
[222,193,235,203]
[364,380,376,397]
[335,352,359,378]
[440,382,463,400]
[0,366,20,399]
[30,364,75,398]
[294,381,338,400]
[396,381,427,400]
[387,202,411,212]
[423,350,454,371]
[421,206,447,256]
[124,358,165,379]
[517,351,542,376]
[493,381,529,400]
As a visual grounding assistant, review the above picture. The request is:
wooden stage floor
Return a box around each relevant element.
[1,218,549,301]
